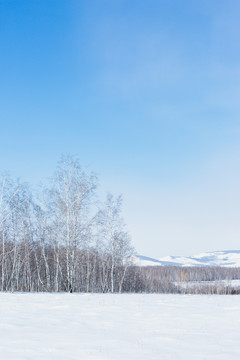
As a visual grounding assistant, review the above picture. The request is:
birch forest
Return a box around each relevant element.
[0,156,134,293]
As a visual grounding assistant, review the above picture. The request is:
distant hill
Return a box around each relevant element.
[134,250,240,267]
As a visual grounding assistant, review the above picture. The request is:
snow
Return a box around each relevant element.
[134,250,240,267]
[0,293,240,359]
[175,279,240,290]
[132,255,162,266]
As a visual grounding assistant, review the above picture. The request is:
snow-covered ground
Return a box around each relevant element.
[0,293,240,359]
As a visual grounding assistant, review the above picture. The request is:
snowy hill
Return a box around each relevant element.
[134,250,240,267]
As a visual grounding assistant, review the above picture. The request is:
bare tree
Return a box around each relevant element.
[49,155,97,292]
[0,175,24,290]
[97,194,134,293]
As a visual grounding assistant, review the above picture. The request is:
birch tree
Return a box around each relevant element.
[50,155,97,292]
[98,194,134,293]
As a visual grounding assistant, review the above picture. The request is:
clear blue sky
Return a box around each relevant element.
[1,0,240,256]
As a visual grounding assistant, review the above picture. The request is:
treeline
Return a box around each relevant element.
[123,266,240,294]
[0,156,134,292]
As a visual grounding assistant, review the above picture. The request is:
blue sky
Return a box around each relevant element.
[1,0,240,256]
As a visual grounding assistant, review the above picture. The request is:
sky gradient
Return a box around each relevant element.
[1,0,240,257]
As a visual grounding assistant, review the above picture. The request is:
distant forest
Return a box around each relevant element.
[1,155,240,294]
[128,266,240,294]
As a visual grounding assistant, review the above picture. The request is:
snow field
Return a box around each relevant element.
[0,293,240,359]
